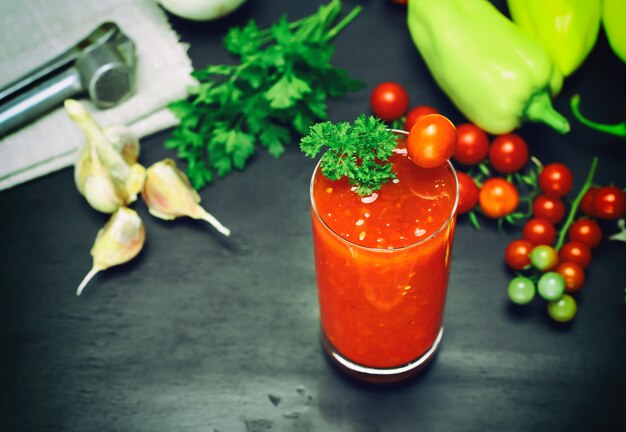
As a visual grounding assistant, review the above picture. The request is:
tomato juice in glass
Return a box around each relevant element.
[309,130,458,382]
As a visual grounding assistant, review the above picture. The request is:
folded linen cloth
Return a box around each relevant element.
[0,0,194,190]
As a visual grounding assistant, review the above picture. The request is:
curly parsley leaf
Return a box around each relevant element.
[300,115,398,196]
[165,0,364,189]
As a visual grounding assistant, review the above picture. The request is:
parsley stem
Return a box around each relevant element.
[325,5,362,41]
[555,157,598,251]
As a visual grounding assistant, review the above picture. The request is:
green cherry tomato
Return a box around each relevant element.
[547,294,577,323]
[507,276,536,305]
[529,245,559,271]
[537,272,565,301]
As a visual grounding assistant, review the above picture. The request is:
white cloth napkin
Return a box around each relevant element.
[0,0,194,190]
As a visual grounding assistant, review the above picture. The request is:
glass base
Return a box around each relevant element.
[321,327,443,384]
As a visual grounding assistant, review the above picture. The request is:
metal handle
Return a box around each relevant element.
[0,68,82,136]
[0,22,121,103]
[0,22,136,138]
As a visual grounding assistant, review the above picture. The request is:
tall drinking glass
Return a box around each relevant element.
[309,130,459,383]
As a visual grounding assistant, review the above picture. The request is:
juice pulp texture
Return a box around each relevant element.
[311,140,457,368]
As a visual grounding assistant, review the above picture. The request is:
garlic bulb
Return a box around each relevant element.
[142,159,231,236]
[66,100,145,213]
[76,207,146,296]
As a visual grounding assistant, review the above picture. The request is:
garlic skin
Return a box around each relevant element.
[66,100,145,213]
[77,207,146,296]
[103,124,140,165]
[142,159,231,236]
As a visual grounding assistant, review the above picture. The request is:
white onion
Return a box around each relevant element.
[159,0,248,21]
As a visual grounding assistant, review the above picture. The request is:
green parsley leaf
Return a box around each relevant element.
[166,0,364,189]
[300,115,398,196]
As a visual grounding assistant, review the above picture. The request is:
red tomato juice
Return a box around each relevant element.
[310,135,458,370]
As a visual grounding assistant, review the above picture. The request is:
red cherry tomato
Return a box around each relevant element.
[559,241,592,269]
[453,123,489,166]
[580,187,599,217]
[488,133,529,173]
[522,218,557,246]
[532,195,566,224]
[407,114,457,168]
[478,177,519,218]
[404,106,439,132]
[539,163,574,198]
[505,239,534,271]
[568,218,602,249]
[456,172,479,214]
[592,186,626,219]
[556,262,586,292]
[370,82,409,122]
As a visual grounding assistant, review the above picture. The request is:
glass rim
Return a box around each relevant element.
[309,129,460,253]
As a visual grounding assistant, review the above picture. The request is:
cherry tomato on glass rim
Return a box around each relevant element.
[539,163,574,198]
[559,242,592,269]
[478,177,519,218]
[532,195,565,224]
[556,262,585,292]
[522,218,557,246]
[505,239,534,271]
[370,82,409,122]
[488,133,529,174]
[404,106,439,132]
[456,172,479,214]
[568,218,602,249]
[592,186,626,219]
[453,123,489,166]
[407,114,457,168]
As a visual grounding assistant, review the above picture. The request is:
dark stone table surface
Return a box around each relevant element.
[2,1,625,431]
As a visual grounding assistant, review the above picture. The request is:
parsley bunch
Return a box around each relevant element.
[300,115,398,196]
[165,0,364,189]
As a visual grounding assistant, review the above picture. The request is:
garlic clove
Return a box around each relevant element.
[125,163,146,204]
[80,143,129,213]
[142,159,231,236]
[66,99,146,212]
[104,124,140,165]
[77,207,146,296]
[65,100,132,183]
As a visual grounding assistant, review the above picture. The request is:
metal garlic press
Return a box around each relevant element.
[0,22,136,137]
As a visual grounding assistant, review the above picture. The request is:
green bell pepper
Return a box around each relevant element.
[603,0,626,63]
[407,0,569,135]
[507,0,601,77]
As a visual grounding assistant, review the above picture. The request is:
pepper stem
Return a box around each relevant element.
[555,157,599,251]
[77,267,100,296]
[196,208,231,237]
[570,95,626,137]
[525,91,570,134]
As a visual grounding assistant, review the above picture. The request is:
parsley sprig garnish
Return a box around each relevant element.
[300,115,398,196]
[165,0,364,189]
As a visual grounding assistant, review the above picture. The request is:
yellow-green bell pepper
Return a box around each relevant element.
[407,0,569,135]
[507,0,601,77]
[603,0,626,63]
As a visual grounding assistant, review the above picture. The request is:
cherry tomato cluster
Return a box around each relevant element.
[505,159,626,323]
[369,82,626,324]
[450,129,542,233]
